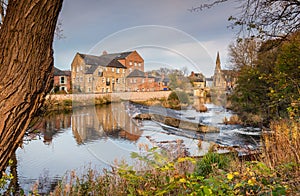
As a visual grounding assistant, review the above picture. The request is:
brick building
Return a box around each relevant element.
[53,67,71,93]
[126,69,157,92]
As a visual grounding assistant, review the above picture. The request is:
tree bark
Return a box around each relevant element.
[0,0,63,172]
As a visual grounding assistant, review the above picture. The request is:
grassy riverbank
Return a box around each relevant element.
[39,95,113,115]
[41,120,298,195]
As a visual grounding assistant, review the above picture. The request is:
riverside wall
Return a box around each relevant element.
[47,91,171,102]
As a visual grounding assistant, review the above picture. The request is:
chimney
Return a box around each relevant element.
[191,71,195,77]
[102,50,108,55]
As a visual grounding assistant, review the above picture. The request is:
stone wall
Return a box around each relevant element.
[48,91,171,102]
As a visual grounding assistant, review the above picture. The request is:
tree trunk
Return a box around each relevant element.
[0,0,63,172]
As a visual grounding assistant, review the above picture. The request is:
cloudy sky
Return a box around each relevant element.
[54,0,241,77]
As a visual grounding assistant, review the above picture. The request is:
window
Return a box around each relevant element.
[129,61,132,65]
[134,62,137,66]
[112,78,115,83]
[98,70,103,76]
[61,86,65,91]
[80,66,83,71]
[134,79,137,83]
[80,77,83,82]
[116,68,120,73]
[112,68,114,72]
[102,77,105,83]
[116,78,120,84]
[129,68,132,72]
[142,79,145,83]
[60,76,65,84]
[138,63,141,67]
[76,67,79,72]
[88,77,92,83]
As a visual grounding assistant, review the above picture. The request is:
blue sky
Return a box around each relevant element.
[53,0,240,77]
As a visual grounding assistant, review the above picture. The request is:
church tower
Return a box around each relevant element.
[215,51,221,74]
[213,51,225,89]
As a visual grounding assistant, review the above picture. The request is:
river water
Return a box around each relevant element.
[14,101,261,194]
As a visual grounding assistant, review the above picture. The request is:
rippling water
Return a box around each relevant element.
[14,101,260,194]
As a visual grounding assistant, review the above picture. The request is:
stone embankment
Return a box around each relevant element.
[47,91,171,103]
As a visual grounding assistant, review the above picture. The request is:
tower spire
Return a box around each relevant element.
[216,51,221,70]
[214,51,221,74]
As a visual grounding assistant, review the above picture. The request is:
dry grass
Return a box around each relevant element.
[261,119,300,190]
[262,120,300,168]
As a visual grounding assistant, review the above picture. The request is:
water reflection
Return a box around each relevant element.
[30,113,71,144]
[16,101,261,194]
[194,96,212,105]
[72,103,143,144]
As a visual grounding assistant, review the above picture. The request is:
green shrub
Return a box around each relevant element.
[168,91,190,104]
[195,152,231,177]
[63,99,72,107]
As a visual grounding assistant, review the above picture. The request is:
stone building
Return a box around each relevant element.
[212,52,236,91]
[71,50,144,93]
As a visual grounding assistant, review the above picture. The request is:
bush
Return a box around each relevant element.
[168,91,190,104]
[195,152,231,177]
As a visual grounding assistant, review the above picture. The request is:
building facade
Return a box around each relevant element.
[212,52,236,91]
[125,70,158,92]
[71,51,144,93]
[53,67,71,93]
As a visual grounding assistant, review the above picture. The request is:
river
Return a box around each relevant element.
[13,101,261,194]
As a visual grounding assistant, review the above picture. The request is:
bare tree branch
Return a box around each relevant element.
[191,0,300,39]
[55,19,65,39]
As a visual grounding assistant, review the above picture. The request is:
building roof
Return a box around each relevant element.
[78,53,104,66]
[193,78,205,82]
[78,51,133,71]
[85,65,99,74]
[126,69,145,78]
[162,77,170,83]
[54,67,71,76]
[147,74,156,78]
[107,59,127,68]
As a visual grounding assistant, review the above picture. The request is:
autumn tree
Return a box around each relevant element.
[230,33,300,125]
[0,0,63,172]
